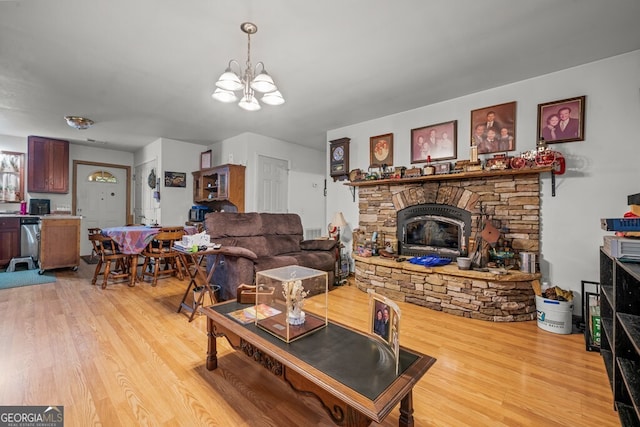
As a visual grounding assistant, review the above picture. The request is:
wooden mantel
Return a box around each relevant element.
[346,165,553,187]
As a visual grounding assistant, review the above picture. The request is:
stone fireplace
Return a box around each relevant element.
[350,169,548,322]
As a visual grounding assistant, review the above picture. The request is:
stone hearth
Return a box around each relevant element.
[354,255,538,321]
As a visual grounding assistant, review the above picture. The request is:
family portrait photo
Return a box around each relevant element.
[368,290,401,373]
[537,96,586,144]
[410,120,457,163]
[470,101,516,155]
[372,300,390,341]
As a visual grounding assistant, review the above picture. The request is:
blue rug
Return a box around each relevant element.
[0,270,56,290]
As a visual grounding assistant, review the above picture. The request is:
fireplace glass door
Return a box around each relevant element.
[403,215,463,257]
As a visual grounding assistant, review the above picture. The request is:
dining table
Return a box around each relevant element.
[101,225,198,286]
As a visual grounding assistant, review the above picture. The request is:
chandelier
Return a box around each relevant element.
[212,22,284,111]
[64,116,94,130]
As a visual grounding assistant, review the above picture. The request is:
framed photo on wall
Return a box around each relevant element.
[369,133,393,167]
[537,96,586,144]
[470,101,516,155]
[164,171,186,188]
[411,120,457,164]
[200,150,212,170]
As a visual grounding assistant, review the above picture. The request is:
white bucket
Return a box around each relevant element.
[535,296,573,334]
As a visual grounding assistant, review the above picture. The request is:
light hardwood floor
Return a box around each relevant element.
[0,262,619,426]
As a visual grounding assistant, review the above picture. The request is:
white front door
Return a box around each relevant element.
[257,155,288,213]
[75,164,128,256]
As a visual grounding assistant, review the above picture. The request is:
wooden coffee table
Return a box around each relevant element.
[202,301,436,427]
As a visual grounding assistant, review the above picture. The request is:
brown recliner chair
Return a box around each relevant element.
[204,212,338,301]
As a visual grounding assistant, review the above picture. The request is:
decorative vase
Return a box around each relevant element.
[288,307,306,325]
[282,277,309,326]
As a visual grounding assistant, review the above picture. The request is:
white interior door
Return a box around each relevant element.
[76,164,127,256]
[288,170,326,238]
[257,155,288,213]
[134,160,158,225]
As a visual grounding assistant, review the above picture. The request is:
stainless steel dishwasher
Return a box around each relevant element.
[20,216,40,261]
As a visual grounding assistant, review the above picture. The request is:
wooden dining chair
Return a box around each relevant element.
[87,227,102,260]
[88,232,132,289]
[87,228,104,282]
[140,227,185,286]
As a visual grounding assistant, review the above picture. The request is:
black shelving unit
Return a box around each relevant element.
[600,248,640,426]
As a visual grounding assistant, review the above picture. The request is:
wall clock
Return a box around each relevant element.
[329,138,350,182]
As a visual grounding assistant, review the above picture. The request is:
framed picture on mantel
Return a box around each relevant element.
[369,133,393,167]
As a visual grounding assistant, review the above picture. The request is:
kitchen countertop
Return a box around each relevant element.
[0,214,81,219]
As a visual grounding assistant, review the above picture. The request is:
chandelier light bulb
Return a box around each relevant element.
[250,67,277,93]
[211,88,238,103]
[261,90,285,106]
[215,66,243,91]
[238,94,261,111]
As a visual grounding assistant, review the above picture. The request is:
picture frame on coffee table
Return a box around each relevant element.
[367,289,400,373]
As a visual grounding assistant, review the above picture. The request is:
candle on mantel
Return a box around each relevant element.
[470,145,479,163]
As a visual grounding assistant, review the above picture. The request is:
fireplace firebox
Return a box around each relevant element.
[397,204,471,258]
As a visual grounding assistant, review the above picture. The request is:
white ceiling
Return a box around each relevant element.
[1,0,640,153]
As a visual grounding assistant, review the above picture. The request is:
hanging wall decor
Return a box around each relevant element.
[147,169,156,189]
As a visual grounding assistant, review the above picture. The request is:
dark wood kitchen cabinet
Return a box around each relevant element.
[27,136,69,193]
[0,216,20,267]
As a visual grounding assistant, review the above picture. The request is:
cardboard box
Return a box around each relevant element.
[182,233,210,247]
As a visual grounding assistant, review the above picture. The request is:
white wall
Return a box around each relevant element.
[327,50,640,306]
[134,139,161,223]
[0,134,25,152]
[214,132,327,232]
[158,138,204,226]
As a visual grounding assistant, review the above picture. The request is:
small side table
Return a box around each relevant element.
[335,242,349,286]
[176,247,227,322]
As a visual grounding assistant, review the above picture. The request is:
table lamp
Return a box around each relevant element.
[331,211,347,242]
